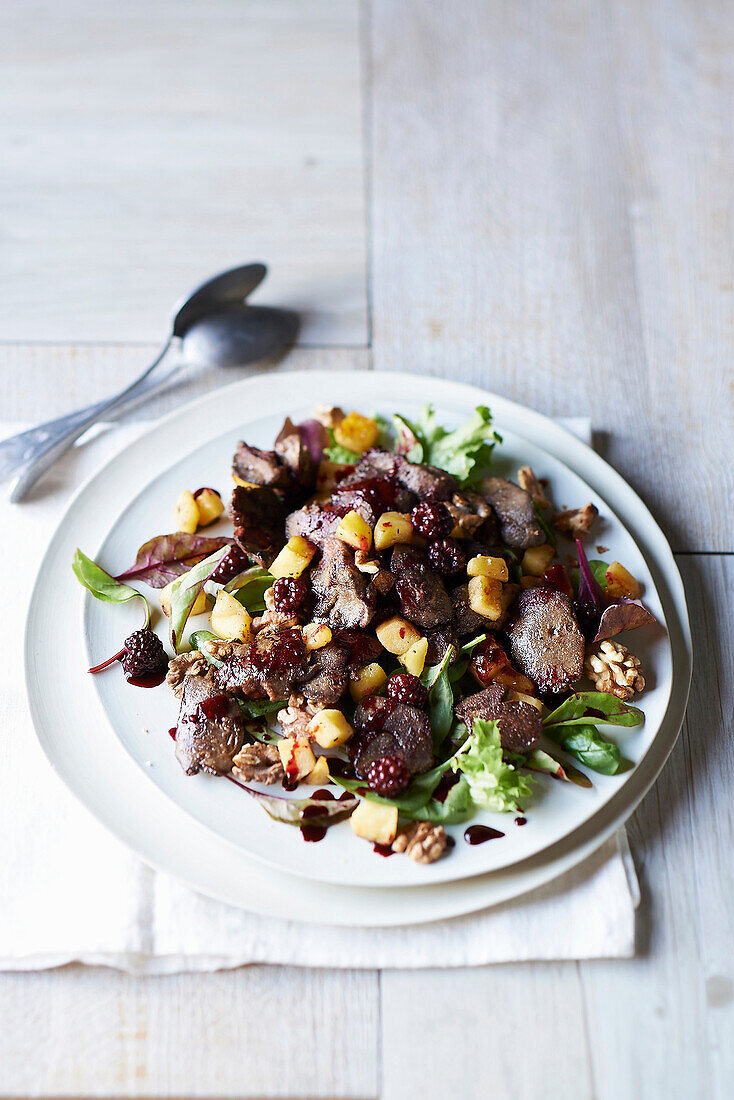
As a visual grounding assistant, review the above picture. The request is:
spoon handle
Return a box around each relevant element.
[0,363,179,483]
[8,337,173,503]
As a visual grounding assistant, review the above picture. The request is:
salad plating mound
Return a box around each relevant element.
[74,403,657,862]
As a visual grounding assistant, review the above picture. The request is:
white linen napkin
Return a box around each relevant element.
[1,417,639,972]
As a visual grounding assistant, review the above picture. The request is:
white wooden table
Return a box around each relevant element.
[2,1,732,1096]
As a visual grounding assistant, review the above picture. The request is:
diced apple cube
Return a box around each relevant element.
[333,411,379,454]
[468,576,503,621]
[399,636,429,677]
[305,755,331,785]
[467,554,509,581]
[307,709,354,749]
[277,736,317,782]
[373,511,414,550]
[159,580,208,618]
[174,489,199,534]
[605,561,641,599]
[350,800,399,846]
[376,615,421,655]
[193,487,224,526]
[335,510,373,552]
[303,622,332,651]
[269,536,317,579]
[349,662,387,702]
[521,544,555,577]
[210,590,252,642]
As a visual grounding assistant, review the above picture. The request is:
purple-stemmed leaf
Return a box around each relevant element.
[117,533,232,588]
[594,598,658,641]
[297,418,329,463]
[168,546,229,652]
[226,776,358,827]
[574,538,608,636]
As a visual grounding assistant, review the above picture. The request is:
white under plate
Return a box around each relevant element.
[25,371,691,921]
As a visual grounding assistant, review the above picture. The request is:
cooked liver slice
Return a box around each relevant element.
[311,537,376,630]
[506,586,585,694]
[455,684,542,753]
[390,545,452,630]
[478,477,545,548]
[174,674,245,776]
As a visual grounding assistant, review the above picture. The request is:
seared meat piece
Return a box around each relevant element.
[275,417,317,490]
[174,674,245,776]
[232,442,292,493]
[369,568,395,597]
[455,683,541,753]
[299,642,349,706]
[311,537,376,630]
[390,545,452,631]
[344,448,457,507]
[451,583,488,636]
[425,626,459,665]
[352,698,434,779]
[506,586,585,694]
[331,629,383,669]
[285,503,342,547]
[477,477,544,548]
[215,627,307,701]
[393,455,458,503]
[230,484,286,567]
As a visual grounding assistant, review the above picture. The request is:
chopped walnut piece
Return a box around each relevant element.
[392,822,449,863]
[551,502,599,539]
[232,743,284,784]
[517,466,551,509]
[277,699,322,738]
[354,550,380,574]
[313,404,345,430]
[252,610,300,633]
[166,652,214,697]
[206,638,248,662]
[584,640,645,700]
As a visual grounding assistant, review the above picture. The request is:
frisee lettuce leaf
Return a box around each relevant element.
[415,405,501,484]
[451,719,533,813]
[323,428,360,464]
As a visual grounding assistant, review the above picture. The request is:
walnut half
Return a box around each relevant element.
[166,651,213,697]
[552,502,599,539]
[517,465,550,509]
[231,743,284,784]
[584,640,645,700]
[392,822,448,863]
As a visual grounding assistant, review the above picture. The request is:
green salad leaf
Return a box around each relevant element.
[523,746,593,789]
[451,719,533,813]
[323,428,361,465]
[228,776,358,828]
[168,546,229,653]
[546,724,621,775]
[333,755,459,814]
[408,775,474,824]
[415,405,501,484]
[227,566,273,613]
[421,644,455,749]
[543,691,644,729]
[533,502,557,548]
[72,548,150,627]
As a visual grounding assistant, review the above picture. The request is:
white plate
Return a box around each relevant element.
[25,372,691,920]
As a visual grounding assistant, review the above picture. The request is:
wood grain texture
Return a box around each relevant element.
[0,343,370,422]
[0,0,366,346]
[0,966,379,1098]
[367,0,733,552]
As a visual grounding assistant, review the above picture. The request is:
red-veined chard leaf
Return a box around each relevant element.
[72,548,150,627]
[594,598,657,641]
[523,746,593,789]
[543,691,644,729]
[116,532,232,588]
[226,775,358,827]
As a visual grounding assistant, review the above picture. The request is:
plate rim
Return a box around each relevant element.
[24,369,692,923]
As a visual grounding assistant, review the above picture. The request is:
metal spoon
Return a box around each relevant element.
[5,264,298,501]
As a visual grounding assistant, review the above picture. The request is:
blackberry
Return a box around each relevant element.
[366,755,412,797]
[410,501,453,540]
[272,576,307,615]
[427,537,466,575]
[121,629,168,681]
[210,544,249,584]
[386,672,428,709]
